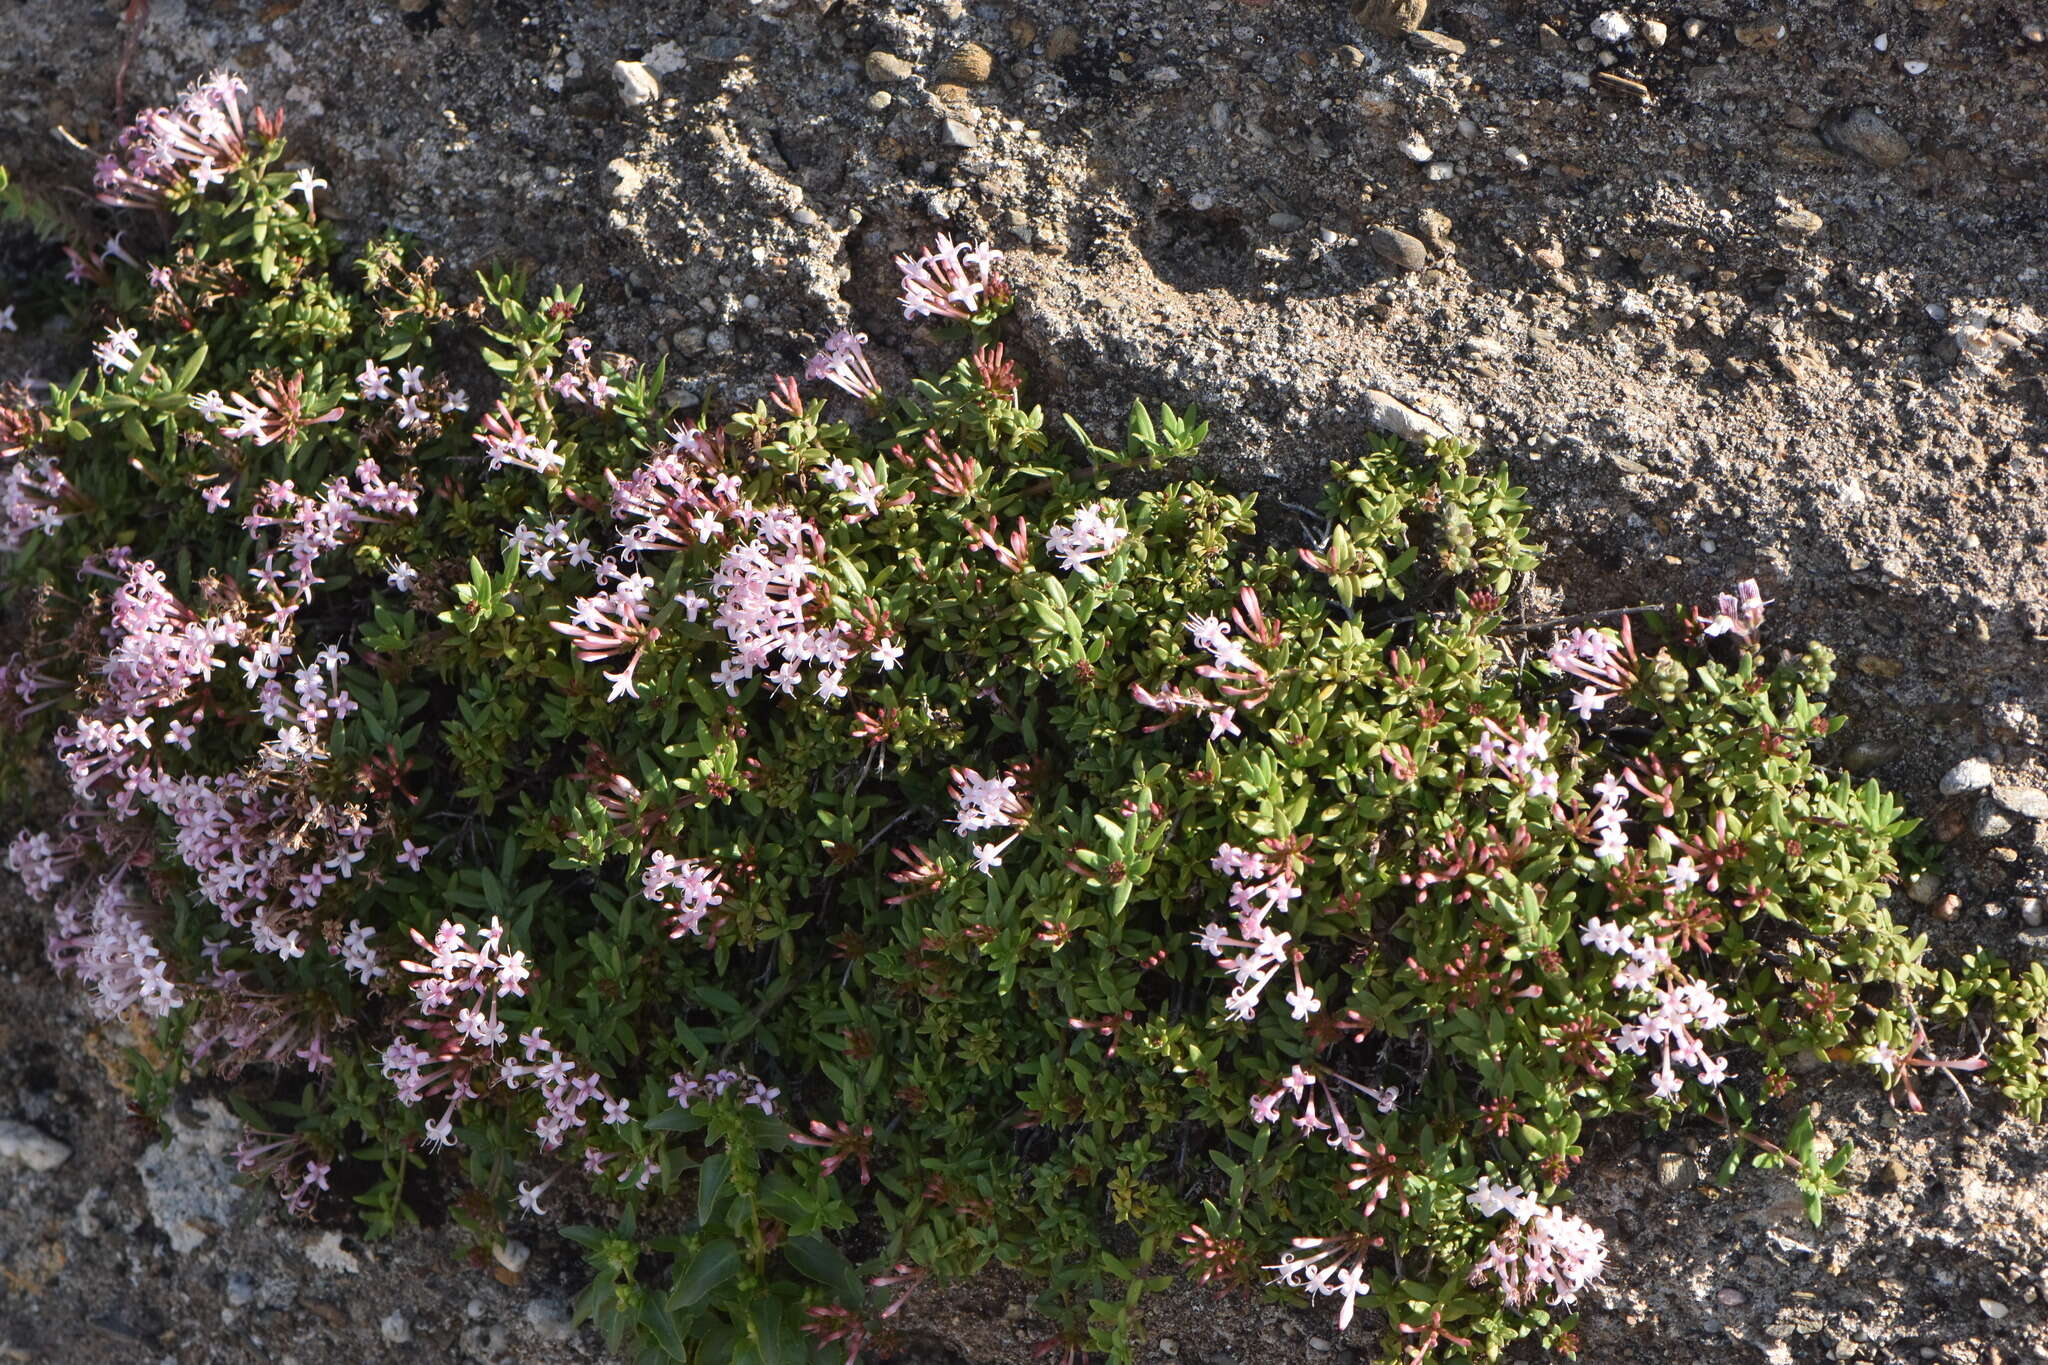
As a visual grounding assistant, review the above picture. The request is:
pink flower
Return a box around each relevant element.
[894,234,1005,321]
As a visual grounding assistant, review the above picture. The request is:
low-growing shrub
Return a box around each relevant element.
[3,72,2044,1365]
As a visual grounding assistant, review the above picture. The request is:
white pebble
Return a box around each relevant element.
[1901,59,1928,75]
[1398,131,1433,162]
[1873,32,1889,51]
[1591,11,1634,43]
[0,1120,71,1172]
[611,60,661,109]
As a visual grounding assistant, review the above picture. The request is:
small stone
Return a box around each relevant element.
[1974,800,2015,840]
[493,1239,532,1275]
[1590,11,1633,43]
[525,1297,577,1344]
[305,1231,359,1275]
[1872,1158,1910,1193]
[1354,0,1428,38]
[1828,107,1912,168]
[1267,212,1305,230]
[1656,1151,1696,1188]
[380,1311,412,1345]
[0,1120,70,1172]
[1983,901,2007,920]
[1981,1298,2009,1321]
[1532,244,1566,271]
[865,51,914,83]
[1397,131,1433,162]
[225,1272,258,1308]
[1362,390,1449,443]
[1940,758,1995,795]
[1306,1339,1332,1354]
[1416,207,1454,253]
[1407,29,1466,55]
[1994,785,2048,820]
[1900,59,1928,75]
[1683,18,1706,39]
[611,60,660,109]
[1734,18,1788,46]
[1855,654,1902,680]
[1160,1341,1179,1357]
[2019,897,2043,927]
[866,90,892,111]
[1043,26,1081,60]
[941,119,979,149]
[1337,44,1366,66]
[1370,226,1429,272]
[937,42,994,84]
[1717,1286,1749,1307]
[1776,206,1824,236]
[1538,23,1567,51]
[1907,872,1943,905]
[1934,894,1962,922]
[1642,18,1669,46]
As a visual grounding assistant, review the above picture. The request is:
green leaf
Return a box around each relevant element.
[667,1238,741,1310]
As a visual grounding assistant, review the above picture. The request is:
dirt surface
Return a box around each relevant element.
[3,0,2046,1362]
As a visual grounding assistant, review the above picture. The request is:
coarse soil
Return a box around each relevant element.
[1,1,2044,1363]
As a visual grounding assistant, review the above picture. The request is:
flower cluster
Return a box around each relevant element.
[1548,621,1637,721]
[92,70,259,209]
[642,851,728,938]
[894,234,1006,321]
[1195,841,1310,1023]
[1579,914,1734,1097]
[1466,1178,1610,1309]
[1044,500,1129,573]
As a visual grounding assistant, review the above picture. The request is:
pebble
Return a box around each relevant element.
[1828,107,1912,168]
[1981,1298,2009,1321]
[1590,11,1634,43]
[1907,872,1942,905]
[1370,226,1429,272]
[1267,212,1304,230]
[2020,898,2043,927]
[0,1120,70,1172]
[380,1311,412,1345]
[1642,18,1669,46]
[1933,894,1962,921]
[493,1239,532,1275]
[941,119,979,149]
[1043,25,1081,60]
[1415,209,1454,256]
[1994,785,2048,820]
[1306,1339,1332,1354]
[1362,389,1450,442]
[1408,30,1467,56]
[1776,206,1825,236]
[865,50,914,83]
[1397,131,1433,162]
[611,60,660,109]
[1718,1286,1749,1307]
[1354,0,1428,38]
[1982,901,2006,920]
[525,1298,577,1344]
[225,1272,258,1308]
[1683,18,1706,39]
[1939,758,1994,795]
[937,42,994,85]
[1656,1151,1697,1188]
[866,90,893,112]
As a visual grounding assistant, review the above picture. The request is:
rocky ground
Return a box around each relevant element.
[2,0,2046,1361]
